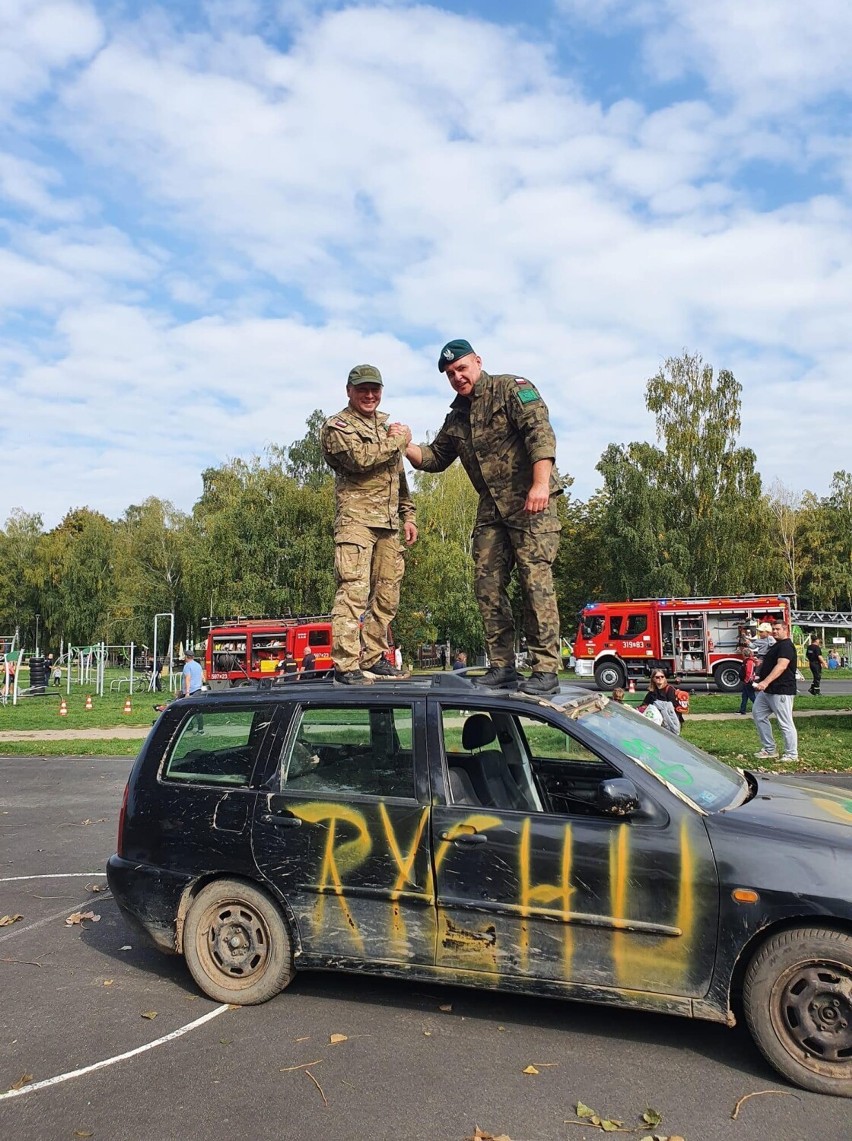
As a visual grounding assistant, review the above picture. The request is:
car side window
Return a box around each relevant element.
[440,706,542,813]
[516,713,620,818]
[279,705,415,799]
[162,706,273,787]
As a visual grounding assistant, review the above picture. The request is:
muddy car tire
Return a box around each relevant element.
[183,879,295,1005]
[743,926,852,1097]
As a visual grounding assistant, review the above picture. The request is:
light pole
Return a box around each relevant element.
[34,614,40,658]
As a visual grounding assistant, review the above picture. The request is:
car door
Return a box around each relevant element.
[429,698,719,999]
[252,696,435,967]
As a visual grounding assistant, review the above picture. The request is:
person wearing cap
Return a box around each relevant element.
[752,621,776,660]
[321,364,417,685]
[402,339,562,696]
[181,650,205,734]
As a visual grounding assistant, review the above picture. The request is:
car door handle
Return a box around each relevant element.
[441,831,488,845]
[259,813,302,828]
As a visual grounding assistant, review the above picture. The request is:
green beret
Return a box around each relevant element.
[438,339,475,372]
[347,363,383,386]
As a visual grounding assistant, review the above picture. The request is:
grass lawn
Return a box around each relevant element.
[683,716,852,773]
[0,679,166,729]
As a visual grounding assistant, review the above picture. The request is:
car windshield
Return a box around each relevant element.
[566,698,748,813]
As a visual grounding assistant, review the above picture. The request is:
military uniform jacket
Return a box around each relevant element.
[321,406,416,534]
[417,371,562,531]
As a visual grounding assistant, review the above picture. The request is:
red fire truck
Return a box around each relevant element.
[574,595,792,692]
[204,616,335,689]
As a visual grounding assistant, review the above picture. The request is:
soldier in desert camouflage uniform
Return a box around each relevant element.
[321,364,417,685]
[403,339,561,696]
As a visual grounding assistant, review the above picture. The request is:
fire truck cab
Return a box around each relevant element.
[574,595,791,692]
[204,616,334,690]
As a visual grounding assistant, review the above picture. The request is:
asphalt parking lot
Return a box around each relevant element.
[1,755,851,1141]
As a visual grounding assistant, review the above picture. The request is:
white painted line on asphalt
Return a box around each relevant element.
[0,895,112,944]
[0,1005,231,1100]
[0,873,107,882]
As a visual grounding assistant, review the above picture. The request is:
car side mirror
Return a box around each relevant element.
[595,777,641,817]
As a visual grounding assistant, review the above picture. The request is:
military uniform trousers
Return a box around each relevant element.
[332,523,404,672]
[472,522,560,674]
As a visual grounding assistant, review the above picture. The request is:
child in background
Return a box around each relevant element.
[611,687,625,703]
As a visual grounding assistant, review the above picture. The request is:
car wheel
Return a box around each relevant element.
[714,663,742,693]
[743,926,852,1096]
[183,879,295,1005]
[594,661,625,690]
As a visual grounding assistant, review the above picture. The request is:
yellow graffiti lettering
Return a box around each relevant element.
[434,813,503,875]
[290,802,372,950]
[518,818,574,972]
[378,803,431,948]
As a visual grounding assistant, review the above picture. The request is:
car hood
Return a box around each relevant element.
[724,774,852,838]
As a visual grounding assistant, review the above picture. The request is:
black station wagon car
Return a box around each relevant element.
[107,674,852,1097]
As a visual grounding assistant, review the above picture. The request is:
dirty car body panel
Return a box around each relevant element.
[107,675,852,1095]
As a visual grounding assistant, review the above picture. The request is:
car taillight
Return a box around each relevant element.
[116,782,129,859]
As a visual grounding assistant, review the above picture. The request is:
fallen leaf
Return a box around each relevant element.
[576,1102,596,1119]
[423,1030,432,1036]
[10,1073,33,1091]
[522,1065,539,1075]
[102,980,114,987]
[86,883,106,893]
[439,1003,453,1012]
[642,1109,663,1127]
[329,1033,348,1045]
[141,1011,157,1020]
[0,914,23,926]
[600,1122,623,1133]
[65,911,100,926]
[73,1132,94,1138]
[465,1130,513,1141]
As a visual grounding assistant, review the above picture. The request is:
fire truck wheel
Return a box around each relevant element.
[594,660,626,690]
[714,663,742,693]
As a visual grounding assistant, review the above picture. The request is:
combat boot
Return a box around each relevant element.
[472,665,520,690]
[334,669,373,685]
[519,672,560,696]
[363,658,410,680]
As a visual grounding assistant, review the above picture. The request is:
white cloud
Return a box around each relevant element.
[1,1,851,527]
[0,0,103,111]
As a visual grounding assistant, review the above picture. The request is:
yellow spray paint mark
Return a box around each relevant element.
[378,803,431,947]
[290,802,372,951]
[518,818,575,973]
[610,817,696,990]
[813,796,852,823]
[434,814,503,875]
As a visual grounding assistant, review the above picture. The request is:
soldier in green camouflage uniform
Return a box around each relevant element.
[405,339,561,695]
[321,364,417,685]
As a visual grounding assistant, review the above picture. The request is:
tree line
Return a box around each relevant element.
[2,353,850,659]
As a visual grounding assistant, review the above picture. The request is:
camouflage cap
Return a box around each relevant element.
[438,338,475,372]
[347,363,383,386]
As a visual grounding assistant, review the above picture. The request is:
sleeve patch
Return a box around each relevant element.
[515,387,540,405]
[515,377,530,385]
[335,418,348,427]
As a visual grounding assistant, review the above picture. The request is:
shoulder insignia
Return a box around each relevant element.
[515,387,540,405]
[515,377,531,385]
[335,418,348,428]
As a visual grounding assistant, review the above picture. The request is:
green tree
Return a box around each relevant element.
[0,510,43,645]
[30,508,118,647]
[112,498,191,648]
[597,352,768,597]
[279,409,329,489]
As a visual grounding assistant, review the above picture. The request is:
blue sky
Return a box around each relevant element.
[3,0,852,526]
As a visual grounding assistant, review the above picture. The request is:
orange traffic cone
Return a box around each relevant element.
[123,697,132,715]
[59,698,68,717]
[628,679,636,693]
[84,694,93,711]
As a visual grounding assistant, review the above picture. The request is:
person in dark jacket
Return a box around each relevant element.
[640,669,683,734]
